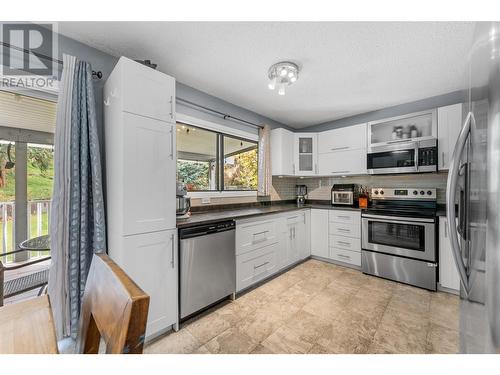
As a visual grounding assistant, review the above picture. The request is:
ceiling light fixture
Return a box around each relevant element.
[268,61,299,96]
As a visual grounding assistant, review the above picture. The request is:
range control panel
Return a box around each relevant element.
[371,187,437,200]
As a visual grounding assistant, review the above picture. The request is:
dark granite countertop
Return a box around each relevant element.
[436,203,457,217]
[176,201,362,229]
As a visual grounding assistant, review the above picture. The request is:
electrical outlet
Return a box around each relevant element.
[202,197,211,204]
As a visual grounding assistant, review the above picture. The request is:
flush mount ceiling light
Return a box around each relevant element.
[267,61,299,96]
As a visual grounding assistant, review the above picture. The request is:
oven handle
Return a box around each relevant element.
[446,111,473,294]
[361,214,435,223]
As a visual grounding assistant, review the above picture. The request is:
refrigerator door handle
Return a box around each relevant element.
[446,111,474,294]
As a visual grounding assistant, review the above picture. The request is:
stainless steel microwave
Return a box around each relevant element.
[367,138,437,174]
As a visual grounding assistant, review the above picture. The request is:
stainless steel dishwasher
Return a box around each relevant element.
[179,220,236,320]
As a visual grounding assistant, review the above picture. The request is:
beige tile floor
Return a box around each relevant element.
[145,259,460,354]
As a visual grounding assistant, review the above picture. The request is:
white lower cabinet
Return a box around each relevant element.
[301,210,311,259]
[329,247,361,266]
[309,208,362,266]
[328,210,362,267]
[112,229,178,339]
[311,209,329,258]
[236,209,308,292]
[236,242,278,292]
[439,216,460,292]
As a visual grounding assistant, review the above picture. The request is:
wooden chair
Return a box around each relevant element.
[76,253,150,354]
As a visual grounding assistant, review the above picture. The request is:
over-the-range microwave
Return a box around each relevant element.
[367,138,438,174]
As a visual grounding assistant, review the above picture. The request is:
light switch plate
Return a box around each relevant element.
[202,197,211,204]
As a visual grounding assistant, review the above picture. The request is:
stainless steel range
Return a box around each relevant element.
[361,187,437,290]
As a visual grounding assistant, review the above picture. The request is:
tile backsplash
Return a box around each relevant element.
[295,172,449,203]
[189,172,448,207]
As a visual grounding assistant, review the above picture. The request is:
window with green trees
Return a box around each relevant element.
[176,123,258,192]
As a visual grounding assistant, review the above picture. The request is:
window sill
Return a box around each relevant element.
[187,191,258,199]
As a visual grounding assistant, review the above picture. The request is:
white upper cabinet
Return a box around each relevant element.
[107,56,176,123]
[104,57,177,237]
[318,149,367,176]
[271,128,295,176]
[294,133,318,176]
[317,123,367,176]
[438,103,464,170]
[368,109,437,148]
[122,113,176,235]
[318,123,366,153]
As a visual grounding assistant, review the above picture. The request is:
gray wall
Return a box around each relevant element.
[300,90,467,132]
[56,32,290,144]
[176,83,290,133]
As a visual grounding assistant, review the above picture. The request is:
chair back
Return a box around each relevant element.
[76,253,149,354]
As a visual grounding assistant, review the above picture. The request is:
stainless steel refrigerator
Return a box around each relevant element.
[446,21,500,353]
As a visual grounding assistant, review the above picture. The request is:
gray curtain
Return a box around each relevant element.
[48,55,106,339]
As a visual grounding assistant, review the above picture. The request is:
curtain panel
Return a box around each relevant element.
[257,124,272,196]
[48,55,107,339]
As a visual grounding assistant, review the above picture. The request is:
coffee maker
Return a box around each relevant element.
[296,185,308,206]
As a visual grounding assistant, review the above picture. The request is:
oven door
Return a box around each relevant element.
[367,141,417,174]
[361,214,436,262]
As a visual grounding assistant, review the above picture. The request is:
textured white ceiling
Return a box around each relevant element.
[58,22,476,128]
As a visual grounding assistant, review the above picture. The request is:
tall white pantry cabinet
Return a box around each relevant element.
[104,57,178,339]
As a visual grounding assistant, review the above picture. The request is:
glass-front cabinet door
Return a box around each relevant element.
[294,133,317,176]
[368,109,437,147]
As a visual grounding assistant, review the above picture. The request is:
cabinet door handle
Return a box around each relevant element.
[169,96,174,119]
[170,233,175,268]
[293,163,295,174]
[442,151,445,167]
[444,219,448,237]
[331,146,349,151]
[293,227,296,239]
[170,127,174,160]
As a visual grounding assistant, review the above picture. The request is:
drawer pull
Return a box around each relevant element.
[337,228,350,232]
[252,230,269,244]
[337,254,351,260]
[336,215,350,219]
[331,146,349,151]
[337,241,351,246]
[287,216,299,220]
[254,261,270,269]
[331,171,350,174]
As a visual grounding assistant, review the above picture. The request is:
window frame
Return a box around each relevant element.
[176,114,259,198]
